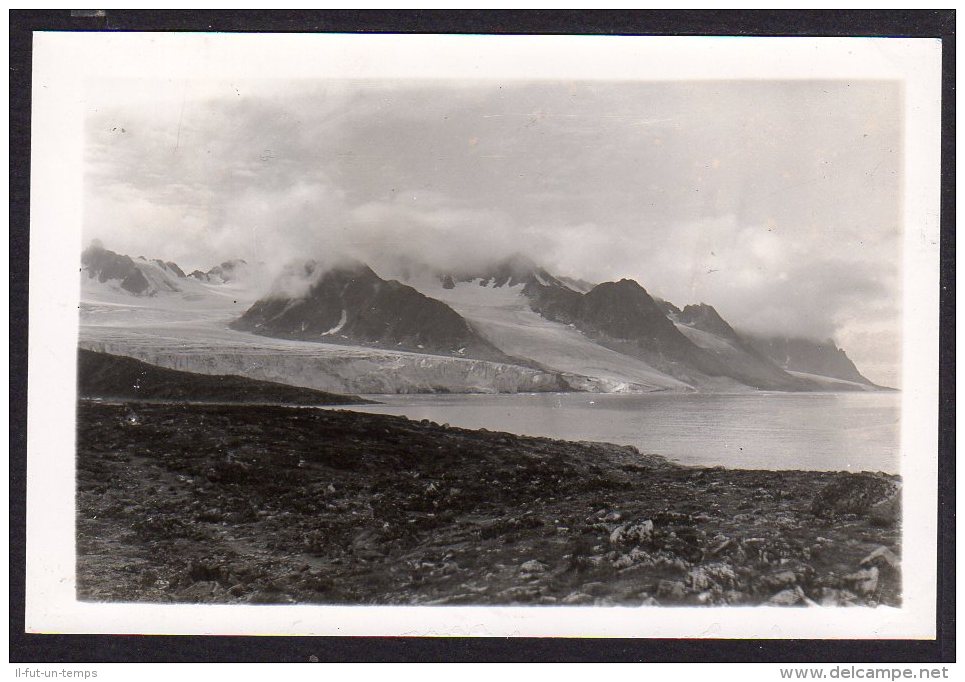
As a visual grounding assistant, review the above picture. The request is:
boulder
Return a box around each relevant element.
[861,546,900,571]
[843,566,879,596]
[687,563,738,592]
[811,475,901,520]
[818,587,859,607]
[497,585,542,603]
[612,554,636,570]
[519,559,547,574]
[179,580,224,602]
[562,592,594,605]
[247,588,295,604]
[769,587,804,606]
[868,493,901,526]
[609,519,654,546]
[760,570,798,590]
[656,579,687,601]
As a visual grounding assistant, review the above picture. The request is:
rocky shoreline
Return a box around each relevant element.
[76,400,901,607]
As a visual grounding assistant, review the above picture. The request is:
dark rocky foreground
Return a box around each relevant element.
[76,400,901,607]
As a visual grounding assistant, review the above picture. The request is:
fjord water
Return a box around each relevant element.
[346,392,901,473]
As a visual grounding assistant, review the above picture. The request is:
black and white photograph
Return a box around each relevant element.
[22,31,943,640]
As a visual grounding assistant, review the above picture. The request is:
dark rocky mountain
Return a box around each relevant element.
[232,260,515,362]
[81,244,151,295]
[523,276,813,391]
[673,303,815,391]
[78,348,371,405]
[83,244,186,296]
[445,253,568,289]
[742,334,880,387]
[521,277,584,324]
[677,303,742,343]
[654,297,681,317]
[189,259,248,283]
[151,259,186,278]
[524,277,697,357]
[556,275,596,294]
[209,259,247,282]
[579,279,700,358]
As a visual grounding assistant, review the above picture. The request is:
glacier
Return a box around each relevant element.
[78,274,655,395]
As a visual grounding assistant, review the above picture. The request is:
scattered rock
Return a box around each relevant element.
[769,587,804,606]
[247,588,295,604]
[760,570,798,590]
[180,580,224,601]
[722,590,749,605]
[843,566,879,596]
[496,585,542,603]
[424,593,479,605]
[187,560,228,584]
[519,559,547,575]
[811,474,900,520]
[609,519,654,546]
[709,537,734,556]
[687,563,738,591]
[612,553,636,570]
[562,592,594,605]
[580,581,609,596]
[868,493,901,526]
[656,579,687,601]
[76,402,905,609]
[861,546,900,571]
[818,587,859,607]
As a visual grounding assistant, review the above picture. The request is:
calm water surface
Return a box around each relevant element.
[342,392,901,473]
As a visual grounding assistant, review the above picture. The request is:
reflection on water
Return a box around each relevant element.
[341,391,901,473]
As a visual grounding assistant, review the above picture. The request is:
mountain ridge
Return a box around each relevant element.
[520,273,813,391]
[82,244,188,296]
[79,243,885,394]
[231,259,520,364]
[741,333,884,388]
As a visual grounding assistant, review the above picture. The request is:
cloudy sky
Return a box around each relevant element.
[84,79,902,385]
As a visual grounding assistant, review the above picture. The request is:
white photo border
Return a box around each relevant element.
[25,32,942,639]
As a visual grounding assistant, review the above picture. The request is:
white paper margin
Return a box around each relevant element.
[25,33,942,638]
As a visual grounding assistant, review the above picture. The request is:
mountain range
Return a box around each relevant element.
[81,243,186,296]
[78,243,886,394]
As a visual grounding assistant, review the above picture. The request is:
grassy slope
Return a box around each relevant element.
[77,401,900,607]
